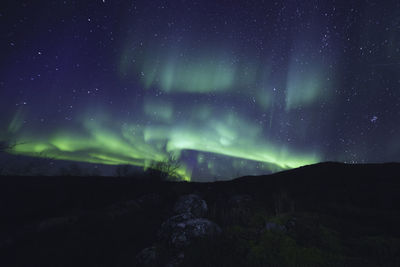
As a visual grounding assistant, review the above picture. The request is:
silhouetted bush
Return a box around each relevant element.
[147,154,183,181]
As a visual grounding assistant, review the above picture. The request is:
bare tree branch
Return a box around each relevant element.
[149,153,182,181]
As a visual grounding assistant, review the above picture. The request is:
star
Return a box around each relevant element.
[370,116,378,123]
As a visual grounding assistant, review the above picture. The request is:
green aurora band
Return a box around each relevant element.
[6,106,320,181]
[3,0,399,180]
[3,42,329,181]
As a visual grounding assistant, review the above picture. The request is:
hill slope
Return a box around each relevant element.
[1,162,400,266]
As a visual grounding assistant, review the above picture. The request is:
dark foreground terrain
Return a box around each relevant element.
[1,162,400,267]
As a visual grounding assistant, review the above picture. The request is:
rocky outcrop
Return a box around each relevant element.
[159,212,197,240]
[173,194,208,218]
[170,218,221,248]
[137,194,221,266]
[160,215,221,249]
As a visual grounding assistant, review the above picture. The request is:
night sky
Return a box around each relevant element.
[1,0,400,181]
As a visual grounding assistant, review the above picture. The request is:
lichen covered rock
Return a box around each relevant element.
[173,194,208,218]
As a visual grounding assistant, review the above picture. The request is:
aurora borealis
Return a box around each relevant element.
[1,0,400,181]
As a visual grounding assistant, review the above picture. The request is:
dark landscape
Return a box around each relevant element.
[2,2,400,265]
[1,162,400,267]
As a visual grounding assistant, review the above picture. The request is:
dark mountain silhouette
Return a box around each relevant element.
[1,162,400,266]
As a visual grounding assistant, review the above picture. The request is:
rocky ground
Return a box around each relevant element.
[1,162,400,266]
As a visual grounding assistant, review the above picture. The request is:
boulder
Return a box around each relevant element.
[159,213,196,240]
[160,215,221,249]
[173,194,208,217]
